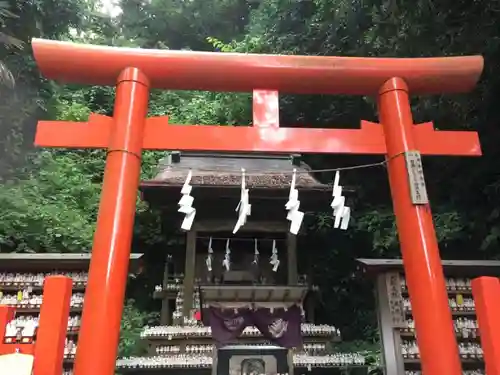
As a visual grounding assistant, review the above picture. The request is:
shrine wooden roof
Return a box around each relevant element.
[0,253,143,272]
[139,153,347,214]
[142,152,329,190]
[199,285,308,308]
[357,258,500,277]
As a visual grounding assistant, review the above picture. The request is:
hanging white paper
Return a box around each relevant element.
[330,171,351,230]
[233,169,251,234]
[178,194,194,208]
[181,210,196,231]
[331,196,345,216]
[270,240,280,271]
[178,205,195,215]
[252,238,259,265]
[178,170,196,231]
[339,207,351,230]
[285,169,304,235]
[206,237,214,271]
[286,201,301,221]
[285,189,299,210]
[181,170,193,195]
[289,211,305,235]
[222,239,231,271]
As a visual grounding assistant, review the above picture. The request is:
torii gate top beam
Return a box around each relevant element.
[31,38,483,95]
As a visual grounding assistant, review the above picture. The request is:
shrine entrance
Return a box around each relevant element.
[31,38,483,375]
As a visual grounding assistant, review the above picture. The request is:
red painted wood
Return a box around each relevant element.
[32,38,483,95]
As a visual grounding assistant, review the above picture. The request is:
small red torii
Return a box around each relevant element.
[31,38,484,375]
[0,276,72,375]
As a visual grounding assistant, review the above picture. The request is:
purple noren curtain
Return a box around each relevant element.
[208,307,252,346]
[253,305,303,348]
[208,305,303,348]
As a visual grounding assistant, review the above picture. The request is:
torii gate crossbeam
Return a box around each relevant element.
[31,38,483,375]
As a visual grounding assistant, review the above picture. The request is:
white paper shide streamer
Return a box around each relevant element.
[330,171,350,230]
[252,238,259,265]
[285,169,304,235]
[269,239,280,271]
[175,165,353,232]
[222,239,231,271]
[205,237,213,272]
[178,170,196,231]
[233,168,251,234]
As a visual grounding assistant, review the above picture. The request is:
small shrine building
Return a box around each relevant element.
[116,152,367,374]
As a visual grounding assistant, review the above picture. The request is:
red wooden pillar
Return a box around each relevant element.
[378,77,462,375]
[471,276,500,375]
[73,68,150,375]
[33,276,73,375]
[0,306,15,350]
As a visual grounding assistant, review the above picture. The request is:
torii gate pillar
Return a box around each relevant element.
[72,68,150,375]
[31,38,483,375]
[378,77,462,374]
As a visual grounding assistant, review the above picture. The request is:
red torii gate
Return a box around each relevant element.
[31,38,483,375]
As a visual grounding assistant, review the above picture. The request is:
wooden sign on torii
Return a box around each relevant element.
[31,39,483,375]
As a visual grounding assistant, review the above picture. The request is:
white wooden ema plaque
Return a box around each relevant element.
[404,150,429,205]
[0,352,34,375]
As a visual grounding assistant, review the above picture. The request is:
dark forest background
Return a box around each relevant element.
[0,0,499,357]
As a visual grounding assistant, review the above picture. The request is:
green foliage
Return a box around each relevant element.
[206,36,237,52]
[149,90,252,126]
[118,0,250,50]
[0,79,107,253]
[119,299,159,357]
[332,340,382,371]
[0,150,99,252]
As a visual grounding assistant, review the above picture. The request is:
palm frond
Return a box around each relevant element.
[0,2,23,87]
[0,31,23,49]
[0,1,18,19]
[0,60,14,88]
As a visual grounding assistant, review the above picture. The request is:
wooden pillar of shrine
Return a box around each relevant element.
[159,255,171,325]
[182,231,197,320]
[286,233,298,285]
